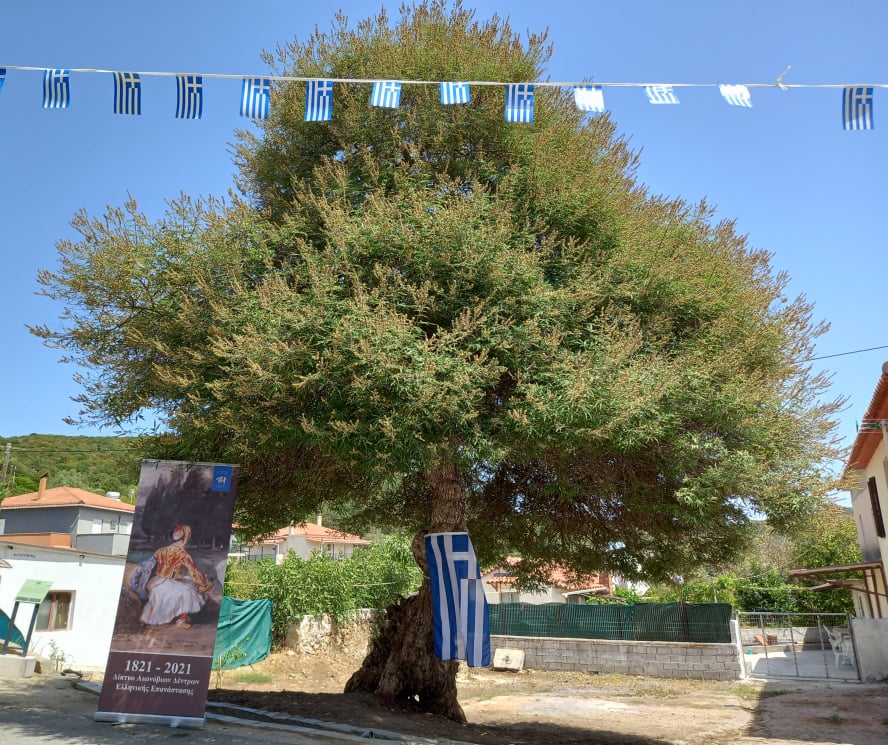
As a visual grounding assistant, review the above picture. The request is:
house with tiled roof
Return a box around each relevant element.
[0,475,135,556]
[482,557,613,604]
[235,515,371,563]
[788,361,888,619]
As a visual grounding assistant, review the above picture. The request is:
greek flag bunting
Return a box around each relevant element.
[719,84,752,108]
[843,86,874,130]
[113,72,141,115]
[175,74,203,119]
[43,69,70,109]
[371,80,402,108]
[304,79,334,122]
[241,77,271,119]
[425,532,491,668]
[505,83,534,123]
[574,85,605,112]
[440,81,470,105]
[645,85,679,105]
[0,68,5,93]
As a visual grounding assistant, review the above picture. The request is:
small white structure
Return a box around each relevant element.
[0,540,124,668]
[236,516,371,564]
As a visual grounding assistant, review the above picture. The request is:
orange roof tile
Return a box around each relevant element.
[847,368,888,471]
[483,557,611,592]
[1,486,135,513]
[260,522,369,545]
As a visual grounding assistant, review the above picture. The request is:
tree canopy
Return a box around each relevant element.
[32,1,844,717]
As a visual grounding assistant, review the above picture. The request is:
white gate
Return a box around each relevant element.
[736,612,859,681]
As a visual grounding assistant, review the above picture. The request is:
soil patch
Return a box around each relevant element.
[203,650,888,745]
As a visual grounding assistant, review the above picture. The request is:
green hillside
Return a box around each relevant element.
[0,434,141,501]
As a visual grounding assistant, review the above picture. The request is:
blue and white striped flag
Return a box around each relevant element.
[440,81,470,105]
[425,532,490,668]
[505,83,534,123]
[305,79,334,122]
[113,72,141,115]
[43,69,70,109]
[574,85,605,113]
[718,84,752,108]
[176,74,203,119]
[843,86,874,130]
[241,77,271,119]
[371,81,402,108]
[644,85,679,105]
[0,68,5,93]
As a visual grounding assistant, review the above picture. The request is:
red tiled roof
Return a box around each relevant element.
[1,486,135,513]
[258,522,369,545]
[483,557,612,593]
[846,370,888,471]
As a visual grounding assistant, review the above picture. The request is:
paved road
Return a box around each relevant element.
[0,674,375,745]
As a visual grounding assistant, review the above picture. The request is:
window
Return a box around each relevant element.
[36,591,73,631]
[91,518,102,534]
[867,477,886,538]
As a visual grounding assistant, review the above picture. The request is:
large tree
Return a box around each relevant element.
[33,2,842,720]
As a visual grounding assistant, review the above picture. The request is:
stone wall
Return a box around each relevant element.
[284,609,379,656]
[491,634,741,681]
[281,612,741,681]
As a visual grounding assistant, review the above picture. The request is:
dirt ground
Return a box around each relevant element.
[202,648,888,745]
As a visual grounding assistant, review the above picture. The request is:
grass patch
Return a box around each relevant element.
[232,672,273,684]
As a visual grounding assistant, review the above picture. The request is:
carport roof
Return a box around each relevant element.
[787,561,883,577]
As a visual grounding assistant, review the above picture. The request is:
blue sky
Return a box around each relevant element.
[1,0,886,477]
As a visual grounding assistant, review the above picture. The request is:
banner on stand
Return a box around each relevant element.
[95,459,239,728]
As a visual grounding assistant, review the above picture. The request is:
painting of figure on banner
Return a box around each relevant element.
[108,461,238,656]
[132,524,214,628]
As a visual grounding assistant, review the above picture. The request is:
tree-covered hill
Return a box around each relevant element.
[0,434,140,501]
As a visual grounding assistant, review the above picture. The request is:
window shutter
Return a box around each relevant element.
[867,476,886,538]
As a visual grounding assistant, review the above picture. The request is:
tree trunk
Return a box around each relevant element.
[345,462,467,721]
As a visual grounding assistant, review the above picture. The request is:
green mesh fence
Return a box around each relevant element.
[489,602,732,643]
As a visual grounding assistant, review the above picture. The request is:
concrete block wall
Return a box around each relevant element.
[491,634,740,681]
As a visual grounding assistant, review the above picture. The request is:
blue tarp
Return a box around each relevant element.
[0,608,26,649]
[212,596,273,670]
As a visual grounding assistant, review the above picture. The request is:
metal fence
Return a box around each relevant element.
[736,611,858,680]
[488,602,733,643]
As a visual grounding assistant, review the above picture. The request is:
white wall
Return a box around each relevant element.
[0,543,124,668]
[850,438,888,618]
[851,617,888,682]
[483,580,562,605]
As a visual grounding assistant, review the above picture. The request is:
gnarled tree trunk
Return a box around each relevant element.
[345,462,467,721]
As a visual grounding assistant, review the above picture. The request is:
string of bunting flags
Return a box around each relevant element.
[0,64,879,130]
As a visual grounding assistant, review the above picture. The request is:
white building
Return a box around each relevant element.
[482,558,613,604]
[789,361,888,618]
[235,517,370,564]
[0,540,124,668]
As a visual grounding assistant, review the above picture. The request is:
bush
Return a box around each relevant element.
[223,535,422,641]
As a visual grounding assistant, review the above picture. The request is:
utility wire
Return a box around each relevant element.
[804,344,888,362]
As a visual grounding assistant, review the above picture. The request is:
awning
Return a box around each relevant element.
[788,560,887,617]
[787,561,883,578]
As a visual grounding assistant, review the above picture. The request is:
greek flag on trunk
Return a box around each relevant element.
[425,532,491,668]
